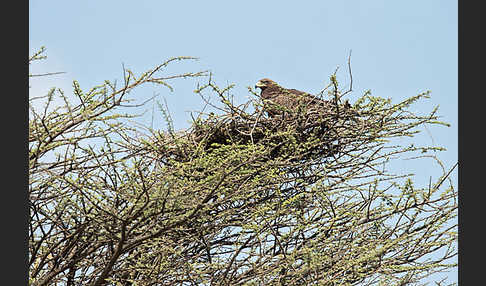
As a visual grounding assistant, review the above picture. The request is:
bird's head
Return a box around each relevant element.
[255,78,277,92]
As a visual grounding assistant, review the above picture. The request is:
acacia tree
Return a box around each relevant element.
[29,47,457,286]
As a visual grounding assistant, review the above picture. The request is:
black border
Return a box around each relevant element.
[9,0,28,284]
[458,1,478,285]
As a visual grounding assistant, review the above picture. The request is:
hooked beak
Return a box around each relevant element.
[255,81,265,89]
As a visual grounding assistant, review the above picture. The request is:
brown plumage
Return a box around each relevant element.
[255,78,330,118]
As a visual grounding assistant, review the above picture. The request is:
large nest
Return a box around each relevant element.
[151,98,370,166]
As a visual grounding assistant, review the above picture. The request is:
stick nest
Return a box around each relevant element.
[151,100,377,165]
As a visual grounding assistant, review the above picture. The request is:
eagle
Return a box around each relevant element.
[255,78,331,118]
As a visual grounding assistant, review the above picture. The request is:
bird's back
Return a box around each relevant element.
[263,86,329,117]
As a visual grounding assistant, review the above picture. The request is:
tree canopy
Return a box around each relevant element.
[29,47,457,286]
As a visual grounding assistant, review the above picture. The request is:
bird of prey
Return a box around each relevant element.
[255,78,330,118]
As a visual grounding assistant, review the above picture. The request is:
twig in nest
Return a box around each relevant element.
[341,50,353,98]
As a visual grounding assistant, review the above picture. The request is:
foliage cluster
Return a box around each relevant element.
[29,48,457,286]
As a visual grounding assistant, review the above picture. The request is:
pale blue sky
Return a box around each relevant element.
[29,0,457,283]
